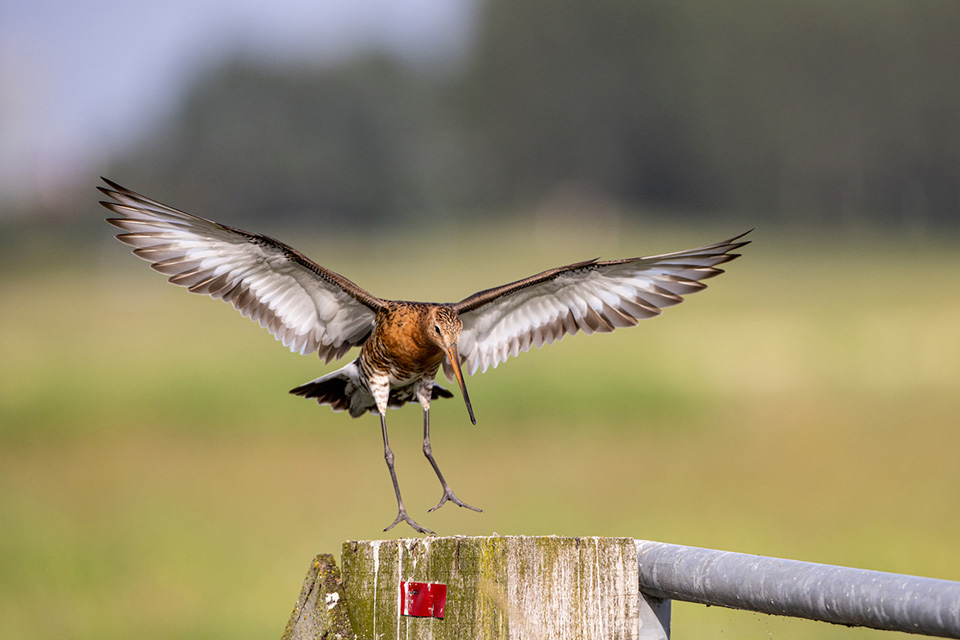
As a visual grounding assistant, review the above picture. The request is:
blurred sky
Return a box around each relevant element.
[0,0,476,212]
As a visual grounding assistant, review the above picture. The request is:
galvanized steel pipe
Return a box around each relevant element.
[635,540,960,638]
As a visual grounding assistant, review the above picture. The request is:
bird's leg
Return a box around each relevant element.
[379,412,434,535]
[422,406,483,513]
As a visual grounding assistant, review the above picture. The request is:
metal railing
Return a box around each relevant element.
[635,540,960,639]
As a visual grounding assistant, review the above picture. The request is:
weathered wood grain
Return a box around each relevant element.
[281,553,354,640]
[339,536,640,639]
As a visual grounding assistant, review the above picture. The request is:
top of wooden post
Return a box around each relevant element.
[340,535,640,639]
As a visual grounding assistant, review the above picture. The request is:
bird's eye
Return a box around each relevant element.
[434,324,442,334]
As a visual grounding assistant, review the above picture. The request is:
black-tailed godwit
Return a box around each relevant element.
[100,178,750,534]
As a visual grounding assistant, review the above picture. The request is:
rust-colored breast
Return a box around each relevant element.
[367,303,444,377]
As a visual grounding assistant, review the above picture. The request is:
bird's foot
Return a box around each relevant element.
[384,508,435,535]
[429,487,483,513]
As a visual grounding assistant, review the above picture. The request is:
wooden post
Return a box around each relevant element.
[338,535,640,639]
[280,553,354,640]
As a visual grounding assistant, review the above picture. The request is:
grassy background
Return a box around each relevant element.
[2,219,959,639]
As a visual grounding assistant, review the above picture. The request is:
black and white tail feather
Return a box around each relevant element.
[290,363,454,417]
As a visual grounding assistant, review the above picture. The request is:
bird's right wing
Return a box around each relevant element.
[100,178,384,362]
[450,231,750,376]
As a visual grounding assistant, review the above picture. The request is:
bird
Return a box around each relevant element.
[99,178,750,535]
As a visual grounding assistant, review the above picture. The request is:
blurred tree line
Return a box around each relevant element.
[117,0,960,232]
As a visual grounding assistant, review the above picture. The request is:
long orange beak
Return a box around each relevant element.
[445,344,476,425]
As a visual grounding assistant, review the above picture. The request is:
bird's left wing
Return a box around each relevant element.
[100,178,384,362]
[448,231,750,376]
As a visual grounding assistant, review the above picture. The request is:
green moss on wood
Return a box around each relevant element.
[337,536,639,639]
[281,553,354,640]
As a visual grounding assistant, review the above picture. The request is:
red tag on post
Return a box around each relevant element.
[400,581,447,619]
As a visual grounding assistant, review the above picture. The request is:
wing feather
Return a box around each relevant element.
[99,178,383,362]
[449,231,750,376]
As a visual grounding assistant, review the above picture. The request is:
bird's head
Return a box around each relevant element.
[426,305,463,351]
[426,306,475,425]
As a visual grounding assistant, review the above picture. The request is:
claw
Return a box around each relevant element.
[429,487,483,513]
[385,508,435,535]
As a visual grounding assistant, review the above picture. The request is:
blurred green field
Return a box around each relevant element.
[2,219,959,639]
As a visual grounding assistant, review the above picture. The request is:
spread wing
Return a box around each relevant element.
[448,231,751,376]
[99,178,384,362]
